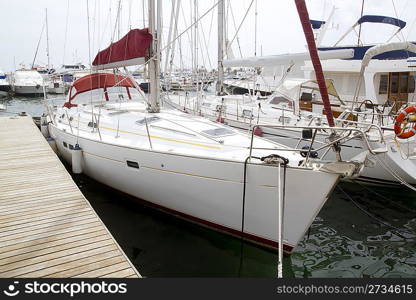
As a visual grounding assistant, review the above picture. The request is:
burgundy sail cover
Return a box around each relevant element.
[92,28,153,67]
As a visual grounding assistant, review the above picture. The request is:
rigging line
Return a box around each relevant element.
[194,3,210,75]
[62,0,70,65]
[127,0,133,29]
[197,6,213,70]
[254,0,257,56]
[179,2,194,68]
[86,0,95,130]
[31,20,46,69]
[206,0,215,57]
[98,1,113,52]
[357,0,365,46]
[229,2,243,58]
[154,0,221,66]
[337,185,415,238]
[91,0,98,62]
[225,0,255,57]
[111,0,123,43]
[391,0,406,42]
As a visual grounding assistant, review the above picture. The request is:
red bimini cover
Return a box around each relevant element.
[92,28,153,68]
[64,73,136,107]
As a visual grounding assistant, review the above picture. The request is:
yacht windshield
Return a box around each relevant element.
[71,86,143,105]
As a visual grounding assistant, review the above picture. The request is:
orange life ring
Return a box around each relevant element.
[394,106,416,139]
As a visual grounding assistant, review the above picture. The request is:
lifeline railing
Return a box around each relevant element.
[247,123,387,167]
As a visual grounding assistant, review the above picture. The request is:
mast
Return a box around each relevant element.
[194,0,200,111]
[148,0,160,113]
[164,0,176,74]
[216,0,225,95]
[254,0,258,56]
[295,0,335,127]
[168,0,181,78]
[45,8,50,71]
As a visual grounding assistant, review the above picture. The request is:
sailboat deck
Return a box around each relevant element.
[0,116,140,278]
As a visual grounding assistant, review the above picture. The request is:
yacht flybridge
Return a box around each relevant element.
[44,0,365,253]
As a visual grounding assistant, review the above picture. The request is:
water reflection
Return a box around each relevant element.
[292,183,416,278]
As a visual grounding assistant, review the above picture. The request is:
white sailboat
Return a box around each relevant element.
[0,69,10,97]
[12,69,46,96]
[45,0,364,253]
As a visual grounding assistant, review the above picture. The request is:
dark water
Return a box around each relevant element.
[3,96,416,278]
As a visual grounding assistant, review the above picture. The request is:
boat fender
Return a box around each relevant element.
[46,137,58,154]
[394,106,416,139]
[300,146,318,158]
[253,127,263,137]
[71,144,83,174]
[40,114,49,138]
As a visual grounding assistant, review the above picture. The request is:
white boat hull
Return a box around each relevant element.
[49,124,339,252]
[13,85,44,96]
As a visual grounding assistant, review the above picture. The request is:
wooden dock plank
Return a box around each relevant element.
[25,252,124,278]
[74,262,131,278]
[0,116,140,278]
[0,229,108,260]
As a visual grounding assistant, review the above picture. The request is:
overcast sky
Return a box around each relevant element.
[1,0,416,72]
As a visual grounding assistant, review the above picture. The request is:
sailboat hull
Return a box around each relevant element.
[50,124,339,252]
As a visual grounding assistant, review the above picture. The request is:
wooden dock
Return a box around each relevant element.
[0,116,140,278]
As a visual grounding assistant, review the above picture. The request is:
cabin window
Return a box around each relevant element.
[63,142,68,148]
[390,73,399,94]
[269,96,294,108]
[136,116,160,125]
[242,109,253,118]
[400,73,409,93]
[300,92,312,102]
[68,144,74,150]
[202,127,234,137]
[279,116,291,123]
[379,75,388,94]
[409,76,415,93]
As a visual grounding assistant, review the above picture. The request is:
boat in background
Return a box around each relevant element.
[0,70,11,97]
[12,69,46,96]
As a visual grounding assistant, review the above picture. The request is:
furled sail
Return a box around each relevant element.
[92,28,153,70]
[223,49,354,68]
